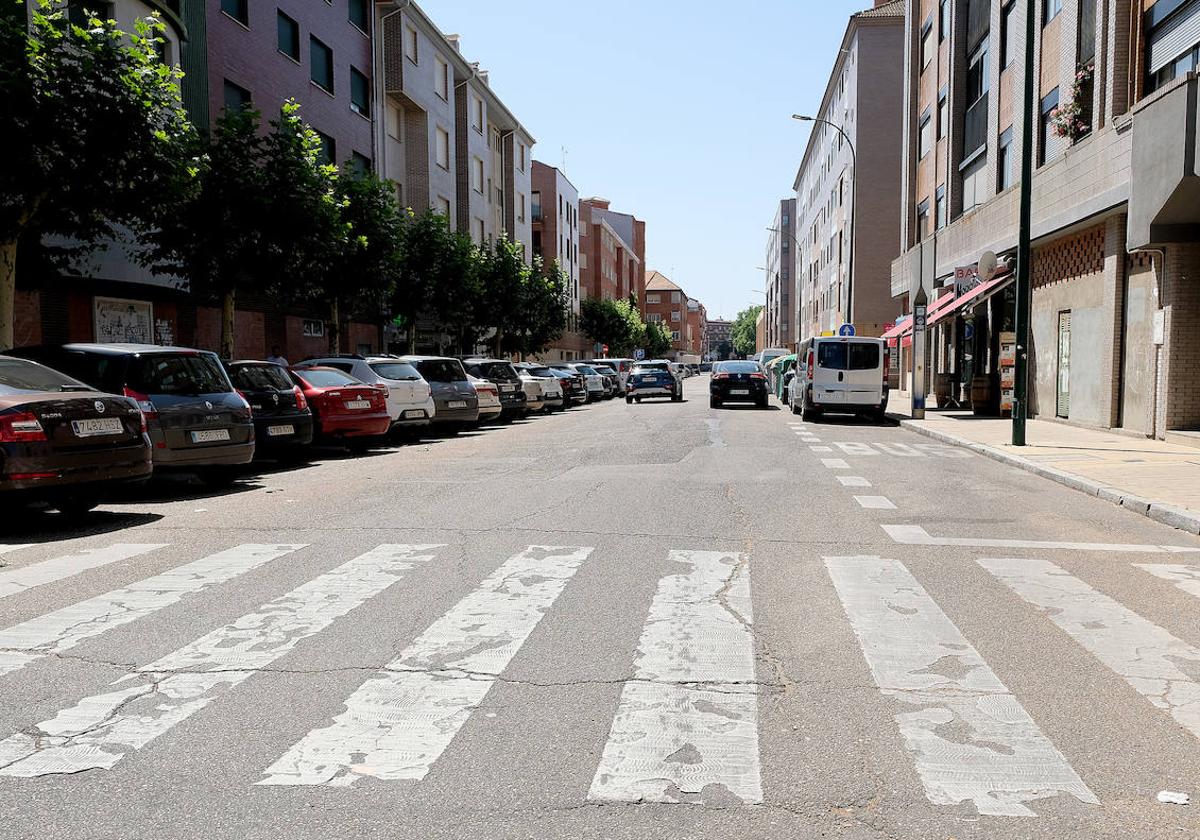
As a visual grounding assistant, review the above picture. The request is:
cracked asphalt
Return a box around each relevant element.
[1,374,1200,838]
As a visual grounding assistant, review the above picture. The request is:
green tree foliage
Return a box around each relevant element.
[716,339,733,360]
[731,305,763,357]
[643,320,674,358]
[475,234,531,357]
[507,258,568,358]
[0,1,194,349]
[580,297,659,357]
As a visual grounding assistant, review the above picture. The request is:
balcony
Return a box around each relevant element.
[962,93,988,159]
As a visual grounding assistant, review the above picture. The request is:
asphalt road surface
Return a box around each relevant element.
[3,374,1200,839]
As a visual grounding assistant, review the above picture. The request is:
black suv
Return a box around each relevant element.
[463,359,527,419]
[224,361,314,455]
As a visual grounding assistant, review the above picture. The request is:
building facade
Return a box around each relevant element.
[644,270,690,358]
[765,198,798,350]
[890,0,1200,441]
[707,318,733,359]
[686,299,708,357]
[794,0,905,341]
[579,199,643,304]
[531,161,587,360]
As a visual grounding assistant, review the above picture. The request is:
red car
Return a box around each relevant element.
[287,366,390,450]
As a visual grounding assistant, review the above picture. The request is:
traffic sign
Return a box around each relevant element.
[634,348,645,361]
[838,323,856,336]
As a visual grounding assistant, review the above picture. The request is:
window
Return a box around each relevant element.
[222,79,251,111]
[916,199,930,241]
[518,193,526,223]
[314,131,336,166]
[1000,1,1016,69]
[646,293,661,304]
[920,17,935,70]
[350,152,371,176]
[671,291,681,303]
[405,26,418,62]
[435,127,449,169]
[1077,0,1097,65]
[67,0,113,26]
[997,126,1014,190]
[386,104,401,139]
[672,331,681,342]
[302,319,324,338]
[935,185,946,230]
[782,212,789,226]
[277,11,299,60]
[1039,88,1060,166]
[939,0,950,41]
[472,157,484,193]
[961,154,988,211]
[473,96,484,132]
[919,109,933,159]
[220,0,247,26]
[475,218,485,243]
[937,86,949,139]
[671,311,681,322]
[435,56,449,100]
[437,197,451,217]
[310,37,334,93]
[1044,0,1062,24]
[531,191,541,221]
[348,0,368,33]
[1146,4,1200,93]
[963,39,990,156]
[350,67,369,115]
[518,142,527,172]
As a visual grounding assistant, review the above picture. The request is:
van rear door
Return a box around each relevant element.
[811,339,884,407]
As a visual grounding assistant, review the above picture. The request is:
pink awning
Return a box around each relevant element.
[880,318,910,340]
[928,270,1014,325]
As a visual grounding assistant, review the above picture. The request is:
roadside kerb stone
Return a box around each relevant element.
[889,414,1200,536]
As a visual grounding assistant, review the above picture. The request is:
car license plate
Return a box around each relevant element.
[500,384,515,392]
[448,400,467,409]
[191,428,231,443]
[71,417,123,437]
[821,391,843,401]
[344,400,371,410]
[403,409,425,419]
[266,424,294,437]
[730,389,750,395]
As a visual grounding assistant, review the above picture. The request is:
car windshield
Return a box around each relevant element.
[370,362,422,381]
[294,368,360,388]
[129,353,230,395]
[0,357,91,394]
[632,365,668,375]
[472,362,517,381]
[718,362,762,374]
[414,359,467,383]
[524,367,556,378]
[229,364,293,391]
[593,366,616,375]
[576,365,599,375]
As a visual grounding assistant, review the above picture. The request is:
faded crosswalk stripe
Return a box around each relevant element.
[1135,563,1200,599]
[0,544,306,679]
[259,545,592,786]
[0,544,442,777]
[981,557,1200,743]
[0,544,168,600]
[826,555,1096,817]
[589,550,761,805]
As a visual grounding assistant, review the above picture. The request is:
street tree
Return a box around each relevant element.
[476,235,530,357]
[507,258,568,358]
[580,297,641,356]
[643,320,674,358]
[0,2,193,349]
[731,305,763,357]
[420,223,480,354]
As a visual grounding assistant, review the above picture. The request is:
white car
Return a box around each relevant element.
[569,363,607,402]
[300,355,436,430]
[469,375,504,424]
[517,373,546,413]
[517,364,565,411]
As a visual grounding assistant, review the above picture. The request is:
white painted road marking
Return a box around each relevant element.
[981,557,1200,742]
[885,524,1200,554]
[821,458,850,470]
[1135,564,1200,599]
[0,544,442,777]
[0,544,168,601]
[590,550,761,805]
[825,556,1097,817]
[853,496,896,510]
[832,442,972,459]
[809,445,833,453]
[837,476,872,488]
[0,544,306,679]
[259,545,592,786]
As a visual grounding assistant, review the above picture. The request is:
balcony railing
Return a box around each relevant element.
[963,93,988,159]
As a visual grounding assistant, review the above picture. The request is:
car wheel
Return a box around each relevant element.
[756,396,769,409]
[635,396,642,403]
[54,495,101,520]
[710,396,721,408]
[789,392,802,415]
[625,396,633,404]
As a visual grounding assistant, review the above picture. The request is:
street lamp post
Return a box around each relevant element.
[793,114,856,326]
[1011,0,1036,447]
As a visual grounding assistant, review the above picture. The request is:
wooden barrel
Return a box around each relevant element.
[971,375,994,415]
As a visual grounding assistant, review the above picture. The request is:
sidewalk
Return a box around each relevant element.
[887,391,1200,535]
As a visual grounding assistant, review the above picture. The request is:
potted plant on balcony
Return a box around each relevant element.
[1049,61,1095,143]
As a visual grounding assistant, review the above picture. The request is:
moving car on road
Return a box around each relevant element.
[790,336,889,421]
[709,360,770,408]
[401,356,480,433]
[9,344,255,486]
[463,359,526,420]
[625,361,683,403]
[224,361,314,456]
[287,365,391,450]
[0,355,152,518]
[300,355,435,433]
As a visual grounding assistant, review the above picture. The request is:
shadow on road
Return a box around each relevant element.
[0,510,164,541]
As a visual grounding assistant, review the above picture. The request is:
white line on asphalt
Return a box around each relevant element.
[837,476,872,488]
[0,544,307,679]
[1134,563,1200,599]
[0,544,443,777]
[705,418,725,448]
[809,446,833,453]
[825,555,1097,817]
[0,545,32,558]
[589,550,761,805]
[884,524,1200,554]
[821,458,850,470]
[834,442,878,456]
[0,544,169,601]
[258,545,592,786]
[853,496,896,510]
[980,557,1200,743]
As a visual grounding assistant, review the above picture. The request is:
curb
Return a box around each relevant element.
[888,413,1200,537]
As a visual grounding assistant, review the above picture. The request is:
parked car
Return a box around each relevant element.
[710,360,770,408]
[8,344,254,486]
[590,364,622,399]
[755,348,790,369]
[463,359,526,419]
[224,361,314,456]
[626,360,683,402]
[789,336,889,421]
[515,364,566,411]
[469,375,504,424]
[568,363,607,402]
[515,371,546,414]
[626,363,683,403]
[287,365,391,450]
[582,358,635,389]
[0,355,152,518]
[546,364,589,405]
[699,362,713,372]
[400,356,480,433]
[299,355,435,433]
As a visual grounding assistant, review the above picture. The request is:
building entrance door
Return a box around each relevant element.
[1056,310,1071,418]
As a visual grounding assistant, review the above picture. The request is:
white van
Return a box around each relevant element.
[788,336,889,421]
[755,348,790,368]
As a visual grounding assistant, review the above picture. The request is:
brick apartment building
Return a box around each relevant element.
[889,0,1200,441]
[578,199,646,306]
[707,318,733,359]
[531,161,588,360]
[686,299,708,358]
[644,270,704,360]
[765,198,797,350]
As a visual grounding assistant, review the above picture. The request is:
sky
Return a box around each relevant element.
[417,0,873,322]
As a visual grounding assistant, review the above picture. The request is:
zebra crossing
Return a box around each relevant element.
[2,537,1200,818]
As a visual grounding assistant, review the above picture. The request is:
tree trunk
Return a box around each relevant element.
[406,320,416,355]
[328,298,341,354]
[221,289,236,360]
[493,330,503,359]
[0,238,17,352]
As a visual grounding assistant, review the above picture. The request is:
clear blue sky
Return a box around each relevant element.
[417,0,871,322]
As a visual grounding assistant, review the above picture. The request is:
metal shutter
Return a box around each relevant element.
[1148,0,1200,74]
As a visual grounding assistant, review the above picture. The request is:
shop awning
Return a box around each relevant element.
[880,317,911,341]
[928,269,1014,325]
[886,289,959,345]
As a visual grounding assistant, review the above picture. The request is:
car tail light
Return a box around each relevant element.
[136,410,148,435]
[293,386,308,411]
[883,348,890,384]
[807,350,814,373]
[750,372,767,380]
[235,390,252,416]
[712,372,730,380]
[0,411,47,443]
[123,387,158,420]
[6,471,58,480]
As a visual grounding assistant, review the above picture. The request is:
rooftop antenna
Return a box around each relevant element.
[561,145,568,172]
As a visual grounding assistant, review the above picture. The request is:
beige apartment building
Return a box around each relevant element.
[531,161,588,360]
[890,0,1200,441]
[764,198,797,350]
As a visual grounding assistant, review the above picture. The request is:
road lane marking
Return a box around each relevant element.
[821,458,850,470]
[884,524,1199,554]
[0,544,307,679]
[0,544,442,777]
[837,476,872,487]
[829,442,973,459]
[0,544,169,601]
[834,442,878,456]
[981,557,1200,742]
[589,550,761,805]
[809,445,833,453]
[1134,564,1200,598]
[854,496,896,510]
[825,555,1097,817]
[259,545,592,786]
